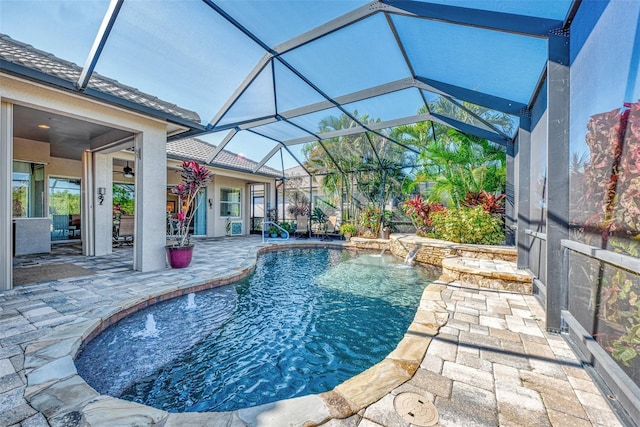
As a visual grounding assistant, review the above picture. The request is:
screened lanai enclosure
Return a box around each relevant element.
[1,0,640,423]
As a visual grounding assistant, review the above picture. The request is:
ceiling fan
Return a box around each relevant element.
[122,162,134,178]
[114,161,134,178]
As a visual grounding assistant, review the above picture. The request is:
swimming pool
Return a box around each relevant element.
[76,248,438,412]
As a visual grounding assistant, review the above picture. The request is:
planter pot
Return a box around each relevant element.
[343,233,352,241]
[270,233,278,238]
[166,245,194,269]
[281,233,288,238]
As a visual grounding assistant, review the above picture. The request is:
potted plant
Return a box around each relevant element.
[166,160,211,268]
[268,225,280,238]
[280,221,292,238]
[359,205,382,238]
[339,223,357,240]
[381,225,391,239]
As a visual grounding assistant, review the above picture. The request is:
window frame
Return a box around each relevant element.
[220,186,242,219]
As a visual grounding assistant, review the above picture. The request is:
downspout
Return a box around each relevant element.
[82,150,94,256]
[380,168,387,237]
[309,174,313,238]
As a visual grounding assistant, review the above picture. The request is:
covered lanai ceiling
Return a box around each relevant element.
[0,0,576,177]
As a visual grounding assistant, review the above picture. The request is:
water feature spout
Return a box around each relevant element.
[405,248,419,266]
[186,293,196,309]
[134,313,159,338]
[380,243,390,256]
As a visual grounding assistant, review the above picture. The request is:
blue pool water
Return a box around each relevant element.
[76,249,438,412]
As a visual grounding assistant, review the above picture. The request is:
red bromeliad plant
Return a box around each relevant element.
[463,190,506,216]
[403,194,446,236]
[168,160,212,248]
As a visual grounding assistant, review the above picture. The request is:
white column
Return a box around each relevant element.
[81,150,94,256]
[133,129,167,272]
[93,152,114,256]
[0,101,13,291]
[206,177,216,237]
[245,182,251,236]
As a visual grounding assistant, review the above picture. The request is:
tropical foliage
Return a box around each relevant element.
[403,194,445,236]
[358,205,384,237]
[463,190,506,216]
[299,101,510,242]
[302,111,411,222]
[49,190,81,216]
[415,128,506,207]
[286,178,310,218]
[113,184,134,215]
[339,222,357,236]
[11,187,27,216]
[430,206,504,245]
[579,102,640,240]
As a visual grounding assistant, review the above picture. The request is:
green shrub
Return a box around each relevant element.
[339,223,357,236]
[359,205,382,237]
[430,206,504,245]
[280,221,292,232]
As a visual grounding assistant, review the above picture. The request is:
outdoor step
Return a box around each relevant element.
[441,256,533,294]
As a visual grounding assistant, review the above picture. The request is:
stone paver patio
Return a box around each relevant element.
[0,236,627,426]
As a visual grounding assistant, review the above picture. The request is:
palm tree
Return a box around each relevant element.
[302,112,410,220]
[393,99,508,207]
[416,127,505,207]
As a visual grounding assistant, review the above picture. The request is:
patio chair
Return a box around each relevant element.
[294,216,309,239]
[328,216,339,234]
[114,215,134,246]
[69,214,81,238]
[51,214,71,239]
[311,208,331,241]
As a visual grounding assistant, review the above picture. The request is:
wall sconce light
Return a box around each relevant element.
[208,198,213,209]
[98,187,106,206]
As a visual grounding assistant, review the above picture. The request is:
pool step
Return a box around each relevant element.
[441,256,533,294]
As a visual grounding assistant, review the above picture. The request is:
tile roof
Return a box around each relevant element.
[167,137,282,178]
[0,34,200,123]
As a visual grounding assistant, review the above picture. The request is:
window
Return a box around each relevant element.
[220,187,241,218]
[49,177,81,241]
[12,161,45,218]
[113,183,135,215]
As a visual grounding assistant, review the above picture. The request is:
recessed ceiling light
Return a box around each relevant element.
[37,124,50,129]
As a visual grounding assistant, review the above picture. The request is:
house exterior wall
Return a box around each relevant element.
[1,73,174,284]
[166,159,275,238]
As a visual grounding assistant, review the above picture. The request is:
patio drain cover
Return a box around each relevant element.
[393,392,439,426]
